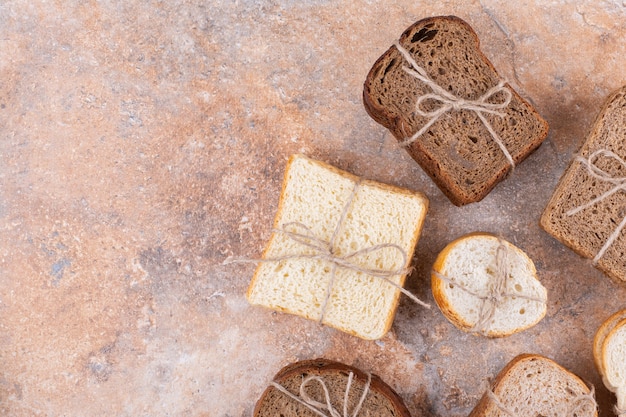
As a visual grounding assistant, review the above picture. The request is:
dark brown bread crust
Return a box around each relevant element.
[363,16,549,206]
[253,359,413,417]
[540,85,626,283]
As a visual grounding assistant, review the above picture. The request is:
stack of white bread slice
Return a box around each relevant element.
[469,354,597,417]
[247,154,429,340]
[431,233,547,337]
[593,309,626,415]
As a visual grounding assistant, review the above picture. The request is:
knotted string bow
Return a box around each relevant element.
[393,41,515,169]
[432,240,545,335]
[224,180,430,324]
[270,371,371,417]
[565,149,626,264]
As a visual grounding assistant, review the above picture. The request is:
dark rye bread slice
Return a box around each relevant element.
[468,354,597,417]
[540,85,626,283]
[253,359,412,417]
[363,16,549,206]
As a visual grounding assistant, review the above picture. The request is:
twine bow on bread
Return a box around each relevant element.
[270,371,371,417]
[565,149,626,265]
[393,41,515,169]
[432,240,545,335]
[224,179,430,324]
[486,384,597,417]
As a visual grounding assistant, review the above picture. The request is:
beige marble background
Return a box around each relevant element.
[2,0,626,416]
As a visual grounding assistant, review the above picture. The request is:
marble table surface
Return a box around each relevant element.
[2,1,626,416]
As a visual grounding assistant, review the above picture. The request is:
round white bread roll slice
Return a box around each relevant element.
[431,233,547,337]
[593,309,626,392]
[600,316,626,412]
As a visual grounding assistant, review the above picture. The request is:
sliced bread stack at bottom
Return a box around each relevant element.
[469,354,597,417]
[253,359,412,417]
[594,310,626,414]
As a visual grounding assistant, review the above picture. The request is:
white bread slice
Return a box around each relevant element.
[253,359,412,417]
[246,154,429,340]
[431,233,547,337]
[601,316,626,411]
[593,309,626,391]
[468,354,597,417]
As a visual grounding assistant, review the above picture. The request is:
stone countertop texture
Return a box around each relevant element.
[2,1,626,416]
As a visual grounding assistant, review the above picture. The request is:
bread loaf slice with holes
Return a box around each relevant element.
[431,233,547,337]
[246,154,429,340]
[363,16,549,206]
[541,85,626,283]
[468,354,597,417]
[593,310,626,412]
[253,359,412,417]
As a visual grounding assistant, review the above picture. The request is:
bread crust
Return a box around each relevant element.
[253,358,412,417]
[246,154,429,340]
[593,309,626,382]
[431,232,545,337]
[468,354,597,417]
[363,16,549,206]
[600,316,626,393]
[540,85,626,284]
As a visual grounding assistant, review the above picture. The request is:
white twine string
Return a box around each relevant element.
[615,404,626,417]
[487,384,597,417]
[393,40,515,169]
[565,149,626,264]
[224,180,430,323]
[269,371,371,417]
[433,240,545,335]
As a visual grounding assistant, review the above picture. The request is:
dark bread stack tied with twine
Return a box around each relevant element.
[253,359,412,417]
[363,16,549,205]
[541,85,626,283]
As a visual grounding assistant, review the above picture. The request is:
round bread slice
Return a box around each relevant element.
[468,354,597,417]
[593,309,626,390]
[431,233,547,337]
[602,317,626,410]
[253,359,412,417]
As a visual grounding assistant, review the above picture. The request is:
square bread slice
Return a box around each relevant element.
[541,85,626,283]
[253,359,412,417]
[363,16,549,206]
[468,354,597,417]
[246,154,429,340]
